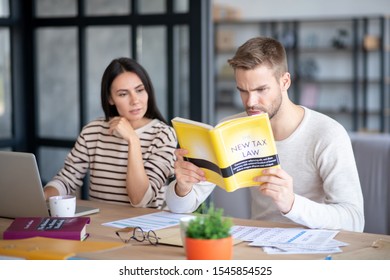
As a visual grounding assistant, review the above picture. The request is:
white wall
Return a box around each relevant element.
[214,0,390,20]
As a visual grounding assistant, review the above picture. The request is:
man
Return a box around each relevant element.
[166,37,364,232]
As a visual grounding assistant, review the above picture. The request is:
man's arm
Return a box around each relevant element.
[165,180,215,213]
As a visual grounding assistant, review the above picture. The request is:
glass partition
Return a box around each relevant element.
[139,0,166,14]
[35,0,77,17]
[86,26,131,122]
[137,26,168,117]
[85,0,131,16]
[0,28,10,139]
[0,0,9,17]
[36,27,79,139]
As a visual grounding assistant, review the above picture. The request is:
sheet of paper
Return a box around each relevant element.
[102,211,193,231]
[248,227,339,249]
[231,225,345,254]
[262,236,347,254]
[231,225,281,241]
[262,246,342,255]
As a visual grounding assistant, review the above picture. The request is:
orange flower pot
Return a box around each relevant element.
[185,236,233,260]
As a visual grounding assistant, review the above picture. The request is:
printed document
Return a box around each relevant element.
[102,211,192,231]
[231,226,348,254]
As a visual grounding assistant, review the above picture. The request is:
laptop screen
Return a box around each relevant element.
[0,151,49,218]
[0,151,99,218]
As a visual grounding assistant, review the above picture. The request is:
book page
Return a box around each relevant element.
[211,113,280,192]
[215,114,249,129]
[172,118,222,183]
[171,117,214,130]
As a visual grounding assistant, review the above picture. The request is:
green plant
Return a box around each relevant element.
[186,204,233,239]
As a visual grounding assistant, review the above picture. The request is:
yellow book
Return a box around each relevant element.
[0,236,125,260]
[171,113,280,192]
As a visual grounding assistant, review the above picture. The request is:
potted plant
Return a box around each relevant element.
[185,204,233,260]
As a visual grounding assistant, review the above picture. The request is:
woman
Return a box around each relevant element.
[44,57,177,209]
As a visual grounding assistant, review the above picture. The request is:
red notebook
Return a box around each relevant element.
[3,217,90,241]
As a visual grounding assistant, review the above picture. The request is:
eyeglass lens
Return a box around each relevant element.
[116,227,158,245]
[147,230,158,245]
[133,227,146,242]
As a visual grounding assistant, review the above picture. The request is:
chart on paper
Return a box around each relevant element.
[102,211,193,231]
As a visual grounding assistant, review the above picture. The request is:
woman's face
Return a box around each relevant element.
[109,71,149,127]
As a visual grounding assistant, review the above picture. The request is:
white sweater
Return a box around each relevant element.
[166,107,364,232]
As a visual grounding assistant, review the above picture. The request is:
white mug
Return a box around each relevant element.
[49,195,76,217]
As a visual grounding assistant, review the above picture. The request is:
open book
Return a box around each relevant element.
[171,113,280,192]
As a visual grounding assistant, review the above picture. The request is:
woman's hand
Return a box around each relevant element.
[108,117,138,144]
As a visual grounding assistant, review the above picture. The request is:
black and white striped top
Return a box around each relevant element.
[45,118,177,209]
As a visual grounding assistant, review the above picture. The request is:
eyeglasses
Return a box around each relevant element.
[115,226,159,245]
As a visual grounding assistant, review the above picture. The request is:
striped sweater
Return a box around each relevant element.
[44,118,177,209]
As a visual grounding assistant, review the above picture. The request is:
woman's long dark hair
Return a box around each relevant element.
[101,57,167,124]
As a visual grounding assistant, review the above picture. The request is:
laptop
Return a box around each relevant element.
[0,151,99,219]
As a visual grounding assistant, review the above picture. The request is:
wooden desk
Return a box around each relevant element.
[1,200,389,260]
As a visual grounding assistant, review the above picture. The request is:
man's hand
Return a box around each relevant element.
[174,148,206,197]
[253,168,295,214]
